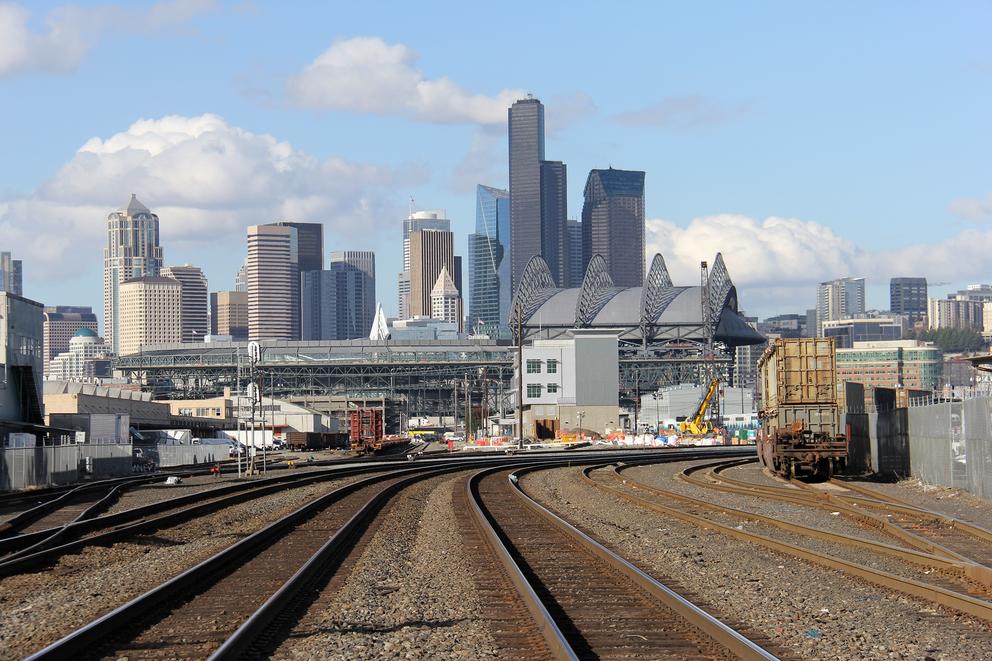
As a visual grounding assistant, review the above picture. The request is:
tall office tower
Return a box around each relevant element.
[117,277,182,355]
[302,261,377,341]
[816,277,866,335]
[398,210,450,318]
[468,185,510,333]
[409,229,459,318]
[103,195,164,354]
[565,219,583,287]
[247,224,297,341]
[161,265,208,343]
[509,96,545,291]
[581,168,646,287]
[210,291,249,341]
[540,160,568,285]
[272,221,319,339]
[0,252,23,295]
[430,265,463,331]
[43,306,99,375]
[234,260,247,292]
[330,250,376,339]
[890,277,928,325]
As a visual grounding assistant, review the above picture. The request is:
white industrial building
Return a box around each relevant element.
[519,329,619,439]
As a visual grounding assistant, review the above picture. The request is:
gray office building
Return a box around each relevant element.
[302,251,376,341]
[581,168,646,287]
[890,277,928,325]
[0,252,23,295]
[273,221,322,339]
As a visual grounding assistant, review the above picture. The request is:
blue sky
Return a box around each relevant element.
[1,0,990,322]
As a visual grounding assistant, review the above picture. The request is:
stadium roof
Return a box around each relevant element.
[509,252,765,347]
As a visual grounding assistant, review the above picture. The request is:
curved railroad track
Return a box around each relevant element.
[24,461,479,660]
[582,458,992,623]
[705,459,992,571]
[466,462,778,660]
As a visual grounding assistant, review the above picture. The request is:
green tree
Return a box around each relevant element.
[907,327,986,352]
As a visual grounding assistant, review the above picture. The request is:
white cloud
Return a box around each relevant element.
[948,193,992,223]
[286,36,526,125]
[0,0,215,77]
[646,214,992,314]
[0,114,427,280]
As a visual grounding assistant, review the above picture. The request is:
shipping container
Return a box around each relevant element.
[757,337,848,479]
[759,337,837,409]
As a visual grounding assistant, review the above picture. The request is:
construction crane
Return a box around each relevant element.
[678,378,720,435]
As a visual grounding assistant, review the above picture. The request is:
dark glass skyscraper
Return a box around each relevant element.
[468,185,510,334]
[565,219,583,287]
[540,160,567,286]
[889,277,928,325]
[508,97,545,291]
[581,168,646,287]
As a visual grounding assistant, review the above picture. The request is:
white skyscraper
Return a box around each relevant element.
[103,195,164,354]
[816,277,865,336]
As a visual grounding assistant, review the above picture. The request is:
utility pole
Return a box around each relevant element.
[464,373,470,439]
[516,300,524,449]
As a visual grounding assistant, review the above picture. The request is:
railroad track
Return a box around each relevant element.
[583,459,992,624]
[25,461,480,660]
[13,449,756,658]
[0,460,441,576]
[704,459,992,570]
[467,462,778,660]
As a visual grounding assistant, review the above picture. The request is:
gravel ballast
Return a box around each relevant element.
[523,464,992,660]
[275,472,501,660]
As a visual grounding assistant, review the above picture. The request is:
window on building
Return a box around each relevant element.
[546,359,558,374]
[527,384,542,398]
[526,359,541,374]
[546,383,559,394]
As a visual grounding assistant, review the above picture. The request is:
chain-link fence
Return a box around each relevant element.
[908,396,992,499]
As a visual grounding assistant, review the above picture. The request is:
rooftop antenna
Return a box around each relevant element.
[408,197,415,217]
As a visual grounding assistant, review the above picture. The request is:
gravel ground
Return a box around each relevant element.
[275,473,501,660]
[625,460,899,546]
[524,465,992,660]
[840,477,992,530]
[0,474,363,660]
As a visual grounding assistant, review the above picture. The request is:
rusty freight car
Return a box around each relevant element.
[757,337,848,479]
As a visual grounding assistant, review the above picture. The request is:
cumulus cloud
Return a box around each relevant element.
[948,193,992,223]
[286,36,526,125]
[0,0,215,77]
[646,214,992,314]
[0,113,427,280]
[615,95,749,129]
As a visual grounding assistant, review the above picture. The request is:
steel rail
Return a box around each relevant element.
[474,461,777,660]
[466,464,577,661]
[584,462,992,623]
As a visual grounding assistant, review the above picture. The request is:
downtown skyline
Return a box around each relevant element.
[1,1,990,321]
